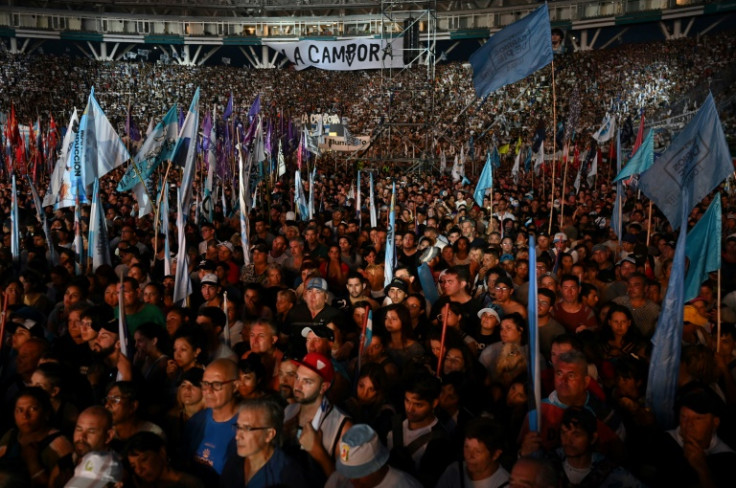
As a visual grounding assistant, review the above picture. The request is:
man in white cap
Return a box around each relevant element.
[326,424,422,488]
[285,277,344,357]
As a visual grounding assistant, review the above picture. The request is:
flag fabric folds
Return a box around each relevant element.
[88,178,111,271]
[473,153,493,207]
[173,188,192,305]
[294,170,308,220]
[469,5,552,98]
[639,93,732,229]
[238,145,252,267]
[173,88,201,216]
[614,128,655,182]
[369,172,377,228]
[592,113,616,143]
[684,194,721,303]
[646,196,688,428]
[44,109,78,208]
[384,181,396,288]
[10,175,19,262]
[527,235,541,431]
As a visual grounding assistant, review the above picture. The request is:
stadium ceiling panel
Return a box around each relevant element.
[7,0,507,16]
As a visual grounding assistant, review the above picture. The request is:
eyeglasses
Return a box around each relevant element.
[495,286,511,292]
[201,379,237,391]
[104,395,129,405]
[233,424,273,434]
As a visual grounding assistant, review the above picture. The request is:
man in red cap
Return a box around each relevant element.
[283,352,353,487]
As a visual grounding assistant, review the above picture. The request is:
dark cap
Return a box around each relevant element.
[250,243,269,254]
[301,325,335,342]
[197,259,217,271]
[179,368,204,388]
[384,278,408,294]
[678,387,725,417]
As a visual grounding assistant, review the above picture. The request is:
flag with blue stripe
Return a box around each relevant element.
[684,194,721,303]
[384,181,397,288]
[473,152,493,207]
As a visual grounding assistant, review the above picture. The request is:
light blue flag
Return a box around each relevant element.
[238,145,251,267]
[88,178,111,271]
[612,130,624,241]
[174,88,201,216]
[44,108,78,208]
[469,4,552,98]
[417,263,439,306]
[69,87,130,199]
[527,236,541,432]
[369,172,377,228]
[308,167,316,220]
[613,128,655,182]
[684,194,721,302]
[294,170,308,220]
[490,146,501,169]
[473,153,493,207]
[384,181,396,288]
[161,183,172,276]
[10,175,19,262]
[173,188,192,306]
[639,93,732,229]
[117,105,178,192]
[27,176,58,266]
[646,195,688,428]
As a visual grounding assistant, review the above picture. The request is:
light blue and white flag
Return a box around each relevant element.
[117,105,178,192]
[469,4,552,98]
[473,152,493,207]
[173,88,200,216]
[295,170,309,220]
[161,182,172,276]
[44,108,78,208]
[684,194,721,303]
[173,188,192,305]
[277,140,286,179]
[308,167,316,220]
[592,113,616,143]
[639,93,732,229]
[369,172,377,228]
[383,181,396,287]
[88,178,111,271]
[76,87,131,193]
[10,175,19,262]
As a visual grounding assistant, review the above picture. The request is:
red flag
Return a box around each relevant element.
[631,114,646,155]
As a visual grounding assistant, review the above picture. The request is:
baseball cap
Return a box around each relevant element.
[616,256,637,266]
[477,307,501,322]
[285,211,296,221]
[196,259,217,271]
[677,387,725,417]
[384,278,408,294]
[301,325,335,342]
[200,273,219,287]
[66,451,123,488]
[307,277,329,293]
[217,241,234,253]
[292,352,335,384]
[553,232,567,243]
[10,307,46,338]
[419,246,439,264]
[250,243,269,254]
[179,367,204,388]
[683,305,708,327]
[98,317,120,334]
[592,244,608,253]
[336,424,390,479]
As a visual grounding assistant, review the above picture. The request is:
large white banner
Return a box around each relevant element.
[264,38,405,71]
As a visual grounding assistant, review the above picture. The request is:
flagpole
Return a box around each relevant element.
[548,58,558,235]
[358,305,370,372]
[437,303,450,377]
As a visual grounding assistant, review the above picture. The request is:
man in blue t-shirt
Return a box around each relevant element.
[183,358,239,484]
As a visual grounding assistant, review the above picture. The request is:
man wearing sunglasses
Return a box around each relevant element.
[182,358,240,485]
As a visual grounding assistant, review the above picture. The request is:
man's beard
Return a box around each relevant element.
[93,344,116,358]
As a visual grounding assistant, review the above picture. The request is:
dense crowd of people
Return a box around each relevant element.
[0,26,734,488]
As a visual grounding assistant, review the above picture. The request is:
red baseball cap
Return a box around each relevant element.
[292,352,335,385]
